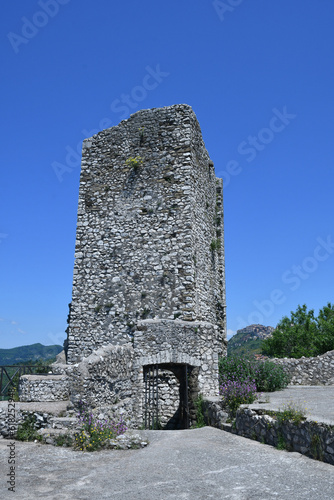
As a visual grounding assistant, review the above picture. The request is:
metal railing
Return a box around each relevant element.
[0,365,49,400]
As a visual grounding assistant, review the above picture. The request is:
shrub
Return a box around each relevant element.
[253,359,290,392]
[194,394,206,428]
[220,378,257,417]
[219,355,254,384]
[16,414,42,442]
[74,401,127,452]
[219,355,290,393]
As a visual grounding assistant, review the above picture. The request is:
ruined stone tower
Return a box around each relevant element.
[20,104,226,429]
[66,104,225,360]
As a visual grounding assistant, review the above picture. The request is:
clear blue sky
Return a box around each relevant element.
[1,0,333,348]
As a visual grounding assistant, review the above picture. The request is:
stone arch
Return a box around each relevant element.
[138,350,201,369]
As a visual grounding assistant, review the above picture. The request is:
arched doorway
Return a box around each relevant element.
[143,363,199,430]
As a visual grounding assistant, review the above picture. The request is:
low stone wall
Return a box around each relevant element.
[232,407,334,465]
[202,397,228,429]
[68,343,191,429]
[0,406,55,439]
[272,350,334,385]
[19,375,70,402]
[68,343,139,427]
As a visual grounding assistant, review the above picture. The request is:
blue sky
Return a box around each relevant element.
[1,0,333,349]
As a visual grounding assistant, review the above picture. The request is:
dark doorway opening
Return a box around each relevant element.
[143,363,197,430]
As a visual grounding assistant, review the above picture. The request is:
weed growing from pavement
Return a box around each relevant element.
[55,434,73,447]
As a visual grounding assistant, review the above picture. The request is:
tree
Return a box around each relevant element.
[261,303,334,358]
[315,302,334,354]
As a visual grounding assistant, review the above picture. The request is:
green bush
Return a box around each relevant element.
[16,414,42,442]
[219,355,253,384]
[194,394,206,428]
[253,358,291,392]
[219,355,290,392]
[262,303,334,358]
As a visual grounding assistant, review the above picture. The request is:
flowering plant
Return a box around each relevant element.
[219,354,290,416]
[74,401,127,452]
[220,378,257,416]
[125,156,143,169]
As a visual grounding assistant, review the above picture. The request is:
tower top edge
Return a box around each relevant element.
[83,104,197,142]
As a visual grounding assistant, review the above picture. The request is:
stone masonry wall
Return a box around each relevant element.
[272,350,334,385]
[66,104,225,363]
[19,375,69,402]
[233,407,334,466]
[67,344,140,427]
[0,406,54,439]
[12,104,226,428]
[134,319,223,396]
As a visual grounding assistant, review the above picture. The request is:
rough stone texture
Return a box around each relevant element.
[19,375,70,402]
[36,428,148,449]
[66,325,221,428]
[134,318,222,395]
[272,350,334,385]
[202,396,229,429]
[19,104,226,428]
[66,103,226,362]
[232,407,334,465]
[0,401,70,439]
[68,344,139,427]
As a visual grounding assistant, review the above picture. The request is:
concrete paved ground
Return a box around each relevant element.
[0,400,69,415]
[251,385,334,424]
[1,426,334,500]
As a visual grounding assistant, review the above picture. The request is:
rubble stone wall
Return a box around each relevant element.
[19,375,69,402]
[134,319,223,396]
[68,344,139,426]
[272,350,334,385]
[233,407,334,465]
[66,104,225,363]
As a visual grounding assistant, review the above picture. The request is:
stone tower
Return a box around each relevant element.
[61,104,226,428]
[67,104,225,357]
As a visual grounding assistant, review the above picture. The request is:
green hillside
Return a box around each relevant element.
[0,343,62,366]
[227,324,274,357]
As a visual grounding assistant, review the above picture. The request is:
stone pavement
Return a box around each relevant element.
[0,400,68,415]
[250,385,334,425]
[1,426,334,500]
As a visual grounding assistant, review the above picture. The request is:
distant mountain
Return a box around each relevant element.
[0,343,62,366]
[227,324,274,357]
